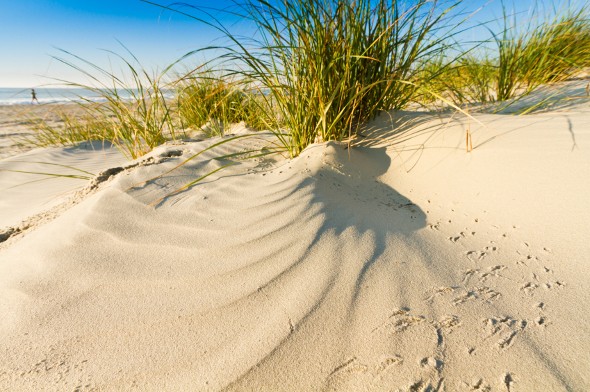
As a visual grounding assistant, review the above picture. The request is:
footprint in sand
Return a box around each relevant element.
[478,265,507,282]
[463,266,507,284]
[521,278,564,296]
[466,250,487,262]
[535,316,550,327]
[460,378,491,391]
[465,244,498,262]
[329,357,369,377]
[449,229,478,242]
[462,269,479,284]
[436,315,461,332]
[376,355,404,373]
[520,282,538,295]
[516,253,539,266]
[419,356,443,371]
[324,355,404,391]
[542,266,553,274]
[384,309,426,334]
[453,287,501,306]
[371,308,428,335]
[424,286,455,303]
[484,244,498,252]
[323,357,370,391]
[407,379,444,392]
[543,280,566,290]
[503,372,516,392]
[428,222,441,231]
[482,316,527,351]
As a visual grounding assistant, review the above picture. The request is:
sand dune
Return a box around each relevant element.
[0,106,589,390]
[0,141,128,233]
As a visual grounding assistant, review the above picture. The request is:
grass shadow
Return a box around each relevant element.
[301,143,427,306]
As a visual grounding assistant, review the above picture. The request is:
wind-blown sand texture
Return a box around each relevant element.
[0,141,128,231]
[0,102,589,390]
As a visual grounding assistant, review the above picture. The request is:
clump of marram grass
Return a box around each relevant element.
[417,53,496,107]
[492,4,590,103]
[23,109,116,148]
[521,7,590,86]
[452,55,497,105]
[176,72,270,136]
[49,47,183,159]
[235,0,462,156]
[425,3,590,108]
[154,0,463,157]
[27,55,273,158]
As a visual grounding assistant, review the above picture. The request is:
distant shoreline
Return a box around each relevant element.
[0,87,163,106]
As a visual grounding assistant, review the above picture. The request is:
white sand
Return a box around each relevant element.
[0,102,589,390]
[0,141,128,230]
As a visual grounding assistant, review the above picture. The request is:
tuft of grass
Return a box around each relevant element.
[419,54,496,107]
[470,3,590,105]
[176,72,270,136]
[493,4,590,104]
[493,7,529,102]
[420,3,590,111]
[24,109,116,148]
[523,7,590,86]
[154,0,462,157]
[241,0,462,156]
[453,55,497,105]
[50,46,183,159]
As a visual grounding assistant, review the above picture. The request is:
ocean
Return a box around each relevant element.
[0,87,145,106]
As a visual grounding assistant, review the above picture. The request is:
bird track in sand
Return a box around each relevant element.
[326,210,564,390]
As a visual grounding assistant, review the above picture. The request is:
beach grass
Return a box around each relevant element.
[424,3,590,109]
[228,0,460,156]
[519,6,590,86]
[24,109,116,148]
[176,72,270,136]
[37,47,183,159]
[150,0,463,156]
[22,1,590,162]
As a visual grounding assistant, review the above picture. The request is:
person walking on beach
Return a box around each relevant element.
[31,89,39,104]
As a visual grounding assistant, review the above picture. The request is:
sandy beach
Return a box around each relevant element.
[0,91,589,391]
[0,103,90,160]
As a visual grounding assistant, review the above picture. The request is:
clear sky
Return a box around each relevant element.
[0,0,576,88]
[0,0,242,87]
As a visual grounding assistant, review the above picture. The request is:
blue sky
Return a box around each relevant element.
[0,0,574,87]
[0,0,242,87]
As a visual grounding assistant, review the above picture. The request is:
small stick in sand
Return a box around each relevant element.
[586,82,589,97]
[466,126,473,152]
